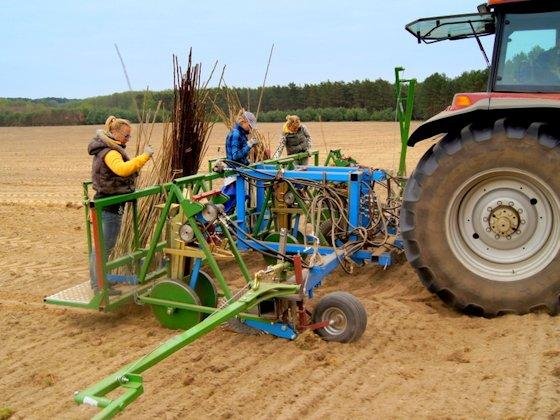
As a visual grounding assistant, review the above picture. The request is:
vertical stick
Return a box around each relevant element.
[256,43,274,119]
[114,44,141,124]
[319,115,328,156]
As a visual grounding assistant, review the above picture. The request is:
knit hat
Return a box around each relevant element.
[243,111,257,129]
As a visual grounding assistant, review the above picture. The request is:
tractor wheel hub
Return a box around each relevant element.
[489,205,519,237]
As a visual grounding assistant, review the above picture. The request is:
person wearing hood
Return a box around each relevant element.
[273,115,312,165]
[222,110,258,213]
[87,115,154,294]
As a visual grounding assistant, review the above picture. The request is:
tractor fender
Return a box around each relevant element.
[409,97,560,146]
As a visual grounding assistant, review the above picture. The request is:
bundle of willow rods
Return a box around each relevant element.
[111,50,216,261]
[171,49,216,177]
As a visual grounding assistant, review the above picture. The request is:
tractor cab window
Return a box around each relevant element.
[406,12,494,43]
[495,11,560,92]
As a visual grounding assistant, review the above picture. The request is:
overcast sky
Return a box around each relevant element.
[1,0,494,99]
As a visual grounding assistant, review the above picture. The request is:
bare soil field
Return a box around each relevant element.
[1,122,559,419]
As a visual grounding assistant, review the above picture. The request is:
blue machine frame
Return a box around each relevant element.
[230,165,403,299]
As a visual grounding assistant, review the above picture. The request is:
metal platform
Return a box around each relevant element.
[44,280,158,311]
[45,281,94,305]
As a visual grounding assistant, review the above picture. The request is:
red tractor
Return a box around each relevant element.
[403,0,560,315]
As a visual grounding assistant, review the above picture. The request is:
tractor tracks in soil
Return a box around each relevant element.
[495,317,560,417]
[0,204,88,295]
[2,124,560,418]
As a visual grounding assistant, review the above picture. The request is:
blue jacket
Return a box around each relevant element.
[226,124,251,165]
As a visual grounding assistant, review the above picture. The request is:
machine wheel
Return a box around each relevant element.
[319,220,334,243]
[401,118,560,316]
[190,271,218,319]
[150,280,202,329]
[312,292,367,342]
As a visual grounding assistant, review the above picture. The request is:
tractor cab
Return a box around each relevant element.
[405,0,560,145]
[493,8,560,93]
[407,3,560,94]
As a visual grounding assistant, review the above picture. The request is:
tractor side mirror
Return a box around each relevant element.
[477,3,490,14]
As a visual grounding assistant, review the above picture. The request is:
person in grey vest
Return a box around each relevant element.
[273,115,312,165]
[87,115,154,295]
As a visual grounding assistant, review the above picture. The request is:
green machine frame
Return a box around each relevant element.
[45,151,318,312]
[394,66,416,178]
[70,174,302,417]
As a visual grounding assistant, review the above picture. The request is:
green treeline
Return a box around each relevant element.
[0,69,488,127]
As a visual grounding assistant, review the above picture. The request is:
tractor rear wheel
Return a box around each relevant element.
[401,118,560,316]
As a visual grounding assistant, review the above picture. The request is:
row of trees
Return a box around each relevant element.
[0,69,489,126]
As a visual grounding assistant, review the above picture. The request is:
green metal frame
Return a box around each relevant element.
[208,150,320,172]
[324,149,357,167]
[72,174,303,418]
[74,282,299,419]
[394,66,416,178]
[46,152,320,312]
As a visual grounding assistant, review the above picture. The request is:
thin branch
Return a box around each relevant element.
[256,43,274,119]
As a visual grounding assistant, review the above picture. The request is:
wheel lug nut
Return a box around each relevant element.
[508,201,514,206]
[516,230,522,235]
[518,208,523,214]
[521,219,526,224]
[495,234,500,240]
[483,217,488,222]
[497,201,502,205]
[486,227,491,232]
[506,235,511,240]
[487,207,493,212]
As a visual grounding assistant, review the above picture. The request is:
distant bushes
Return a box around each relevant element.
[258,107,394,122]
[0,106,169,127]
[80,107,139,125]
[0,69,489,126]
[0,109,84,126]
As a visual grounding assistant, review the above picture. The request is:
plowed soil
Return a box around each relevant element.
[1,122,559,419]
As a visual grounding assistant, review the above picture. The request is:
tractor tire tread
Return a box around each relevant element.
[402,118,560,316]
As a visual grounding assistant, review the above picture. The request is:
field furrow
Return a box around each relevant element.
[0,123,558,419]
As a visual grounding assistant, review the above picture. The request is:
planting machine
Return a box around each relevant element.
[45,147,407,417]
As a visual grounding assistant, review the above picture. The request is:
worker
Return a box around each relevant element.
[87,115,154,295]
[273,115,312,165]
[222,110,258,213]
[226,110,258,165]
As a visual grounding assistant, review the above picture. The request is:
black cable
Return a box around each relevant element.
[221,216,311,268]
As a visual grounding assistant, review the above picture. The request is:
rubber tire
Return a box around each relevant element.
[312,292,367,342]
[401,118,560,316]
[319,219,334,238]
